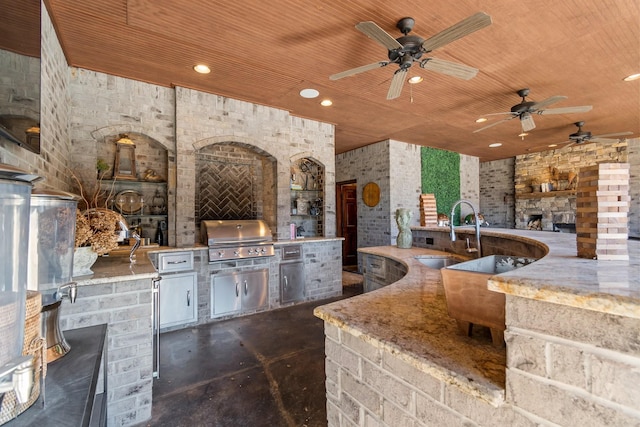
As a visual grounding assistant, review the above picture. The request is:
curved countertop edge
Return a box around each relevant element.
[413,227,640,319]
[315,246,507,406]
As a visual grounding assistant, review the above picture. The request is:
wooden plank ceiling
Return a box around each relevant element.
[6,0,640,161]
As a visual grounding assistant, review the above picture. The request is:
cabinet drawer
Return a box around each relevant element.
[364,255,386,278]
[158,251,194,273]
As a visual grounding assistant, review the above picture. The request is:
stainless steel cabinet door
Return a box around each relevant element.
[212,273,242,316]
[241,269,269,311]
[280,262,305,303]
[159,271,197,328]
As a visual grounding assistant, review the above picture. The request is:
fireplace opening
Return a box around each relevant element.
[553,223,576,233]
[526,215,542,231]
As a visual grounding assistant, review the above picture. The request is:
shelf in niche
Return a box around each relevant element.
[291,214,322,218]
[101,179,166,186]
[122,214,167,220]
[516,189,576,200]
[291,189,321,193]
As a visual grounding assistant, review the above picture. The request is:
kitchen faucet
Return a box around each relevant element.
[115,215,140,263]
[449,199,482,257]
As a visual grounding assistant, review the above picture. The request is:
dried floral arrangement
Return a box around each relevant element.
[71,160,121,255]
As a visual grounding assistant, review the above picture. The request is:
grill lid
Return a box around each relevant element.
[201,219,273,246]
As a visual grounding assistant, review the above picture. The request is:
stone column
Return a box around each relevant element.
[576,163,630,260]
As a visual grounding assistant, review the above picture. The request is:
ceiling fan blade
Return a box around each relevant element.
[520,113,536,132]
[355,21,403,50]
[472,115,517,133]
[591,131,633,139]
[539,105,593,115]
[420,57,478,80]
[421,12,492,52]
[387,69,407,100]
[329,61,389,80]
[530,95,567,111]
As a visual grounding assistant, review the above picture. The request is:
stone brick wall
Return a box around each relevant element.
[323,295,640,426]
[336,140,392,248]
[59,277,154,427]
[68,70,176,243]
[480,158,515,228]
[514,141,628,231]
[389,140,422,245]
[628,138,640,238]
[177,87,336,245]
[0,4,72,190]
[459,153,480,219]
[505,296,640,426]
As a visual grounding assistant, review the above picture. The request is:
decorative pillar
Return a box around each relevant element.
[575,163,630,260]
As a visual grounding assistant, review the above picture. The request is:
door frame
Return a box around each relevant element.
[336,180,358,266]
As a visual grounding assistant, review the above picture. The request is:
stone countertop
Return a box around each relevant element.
[314,246,507,405]
[314,230,640,404]
[414,227,640,319]
[72,247,160,285]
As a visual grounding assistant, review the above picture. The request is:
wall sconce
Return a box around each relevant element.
[113,134,137,180]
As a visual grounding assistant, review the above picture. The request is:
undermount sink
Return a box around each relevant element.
[441,255,538,346]
[414,255,465,269]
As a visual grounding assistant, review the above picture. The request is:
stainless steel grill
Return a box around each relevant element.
[200,219,275,262]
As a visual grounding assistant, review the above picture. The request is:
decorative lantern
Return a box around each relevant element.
[113,134,137,180]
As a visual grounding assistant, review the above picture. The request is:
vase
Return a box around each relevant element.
[73,246,98,276]
[395,208,413,249]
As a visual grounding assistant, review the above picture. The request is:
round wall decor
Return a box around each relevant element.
[362,182,380,207]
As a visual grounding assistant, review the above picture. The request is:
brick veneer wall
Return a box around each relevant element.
[336,140,393,249]
[0,3,73,191]
[59,277,154,427]
[480,158,515,228]
[323,294,640,426]
[177,87,336,245]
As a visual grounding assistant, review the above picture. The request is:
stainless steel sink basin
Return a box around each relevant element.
[414,255,464,269]
[445,255,537,274]
[441,255,538,346]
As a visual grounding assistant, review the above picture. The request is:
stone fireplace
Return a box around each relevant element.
[516,192,576,232]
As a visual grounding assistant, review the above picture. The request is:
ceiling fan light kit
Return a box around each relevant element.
[330,12,492,100]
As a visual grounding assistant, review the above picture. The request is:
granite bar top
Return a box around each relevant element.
[314,229,640,404]
[414,227,640,319]
[315,246,507,404]
[72,247,160,285]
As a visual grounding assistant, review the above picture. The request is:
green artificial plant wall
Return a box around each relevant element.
[421,147,460,222]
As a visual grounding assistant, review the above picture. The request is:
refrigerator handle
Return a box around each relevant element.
[152,277,161,379]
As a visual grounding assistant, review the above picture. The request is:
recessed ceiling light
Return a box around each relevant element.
[623,73,640,82]
[299,88,320,99]
[408,76,423,84]
[518,132,529,138]
[193,64,211,74]
[320,99,333,107]
[476,117,488,123]
[489,143,502,148]
[548,144,558,148]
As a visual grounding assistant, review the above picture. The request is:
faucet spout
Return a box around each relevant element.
[449,199,482,257]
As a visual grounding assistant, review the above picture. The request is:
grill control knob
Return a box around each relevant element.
[260,248,266,254]
[234,250,240,256]
[218,251,224,258]
[248,248,254,254]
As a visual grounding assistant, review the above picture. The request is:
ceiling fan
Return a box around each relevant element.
[329,12,492,100]
[526,121,633,152]
[563,121,633,145]
[473,88,593,134]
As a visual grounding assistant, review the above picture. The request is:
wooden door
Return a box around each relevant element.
[337,181,358,266]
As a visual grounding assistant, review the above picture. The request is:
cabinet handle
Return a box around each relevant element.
[283,275,288,290]
[186,290,191,306]
[235,282,239,297]
[167,260,187,265]
[244,280,248,295]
